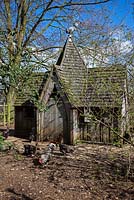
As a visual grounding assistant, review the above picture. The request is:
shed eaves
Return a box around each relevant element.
[86,66,127,107]
[15,72,49,106]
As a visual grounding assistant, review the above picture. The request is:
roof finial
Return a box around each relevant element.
[66,22,79,37]
[66,26,76,37]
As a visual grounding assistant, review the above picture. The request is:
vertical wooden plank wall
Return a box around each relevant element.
[38,97,63,141]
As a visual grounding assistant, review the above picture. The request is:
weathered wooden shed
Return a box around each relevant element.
[15,35,128,144]
[14,72,49,139]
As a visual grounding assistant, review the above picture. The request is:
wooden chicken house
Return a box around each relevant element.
[15,35,128,144]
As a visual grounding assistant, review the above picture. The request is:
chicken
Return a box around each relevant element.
[39,153,50,165]
[59,144,74,155]
[48,143,56,152]
[39,143,56,166]
[50,134,63,147]
[3,126,9,139]
[24,144,36,156]
[29,127,35,142]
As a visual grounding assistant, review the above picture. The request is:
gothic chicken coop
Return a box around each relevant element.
[15,34,128,145]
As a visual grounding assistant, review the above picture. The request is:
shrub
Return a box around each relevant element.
[0,134,13,151]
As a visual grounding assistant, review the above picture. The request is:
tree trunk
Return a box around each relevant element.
[6,87,16,127]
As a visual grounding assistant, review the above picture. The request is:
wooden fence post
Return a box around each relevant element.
[7,103,10,127]
[3,103,6,127]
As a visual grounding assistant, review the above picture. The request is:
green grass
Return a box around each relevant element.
[0,134,13,151]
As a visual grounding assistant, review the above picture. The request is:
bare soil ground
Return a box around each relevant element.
[0,137,134,200]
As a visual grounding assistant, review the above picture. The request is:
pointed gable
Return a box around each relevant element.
[56,35,85,68]
[55,35,127,108]
[55,35,87,106]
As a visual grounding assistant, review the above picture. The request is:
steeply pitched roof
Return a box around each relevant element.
[15,72,49,106]
[86,66,127,107]
[55,35,127,107]
[55,35,87,106]
[15,35,127,109]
